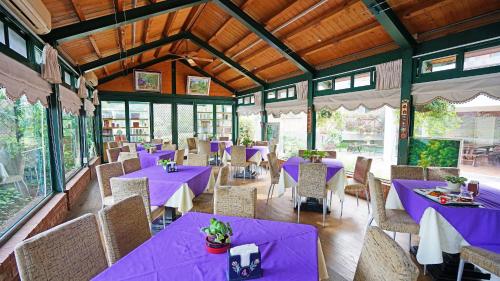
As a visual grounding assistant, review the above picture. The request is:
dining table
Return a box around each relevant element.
[222,146,265,166]
[136,143,163,152]
[120,165,214,214]
[210,140,233,153]
[137,150,175,168]
[386,179,500,265]
[277,157,346,202]
[91,212,328,281]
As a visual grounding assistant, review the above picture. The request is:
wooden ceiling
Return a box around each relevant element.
[41,0,500,91]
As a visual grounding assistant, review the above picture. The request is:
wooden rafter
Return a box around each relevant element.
[70,0,86,21]
[401,0,449,19]
[154,11,178,57]
[253,57,287,74]
[226,75,245,84]
[113,0,127,70]
[170,4,206,53]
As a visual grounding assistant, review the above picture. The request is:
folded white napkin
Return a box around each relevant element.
[230,243,259,267]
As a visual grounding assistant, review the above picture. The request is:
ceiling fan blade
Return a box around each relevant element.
[186,58,197,66]
[191,57,213,63]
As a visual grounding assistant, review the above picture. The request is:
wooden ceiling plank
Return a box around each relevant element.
[171,4,206,53]
[88,35,102,58]
[70,0,86,21]
[253,57,288,74]
[401,0,450,19]
[154,11,178,57]
[226,75,245,84]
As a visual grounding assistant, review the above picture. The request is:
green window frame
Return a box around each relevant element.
[314,68,375,97]
[265,85,297,103]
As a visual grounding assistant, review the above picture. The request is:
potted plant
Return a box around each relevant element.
[143,144,155,154]
[302,150,327,163]
[201,218,233,254]
[241,136,253,148]
[443,175,467,192]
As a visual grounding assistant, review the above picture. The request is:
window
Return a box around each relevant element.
[315,106,399,179]
[63,72,72,86]
[0,21,4,44]
[267,91,276,99]
[354,72,371,87]
[129,102,150,142]
[238,98,243,104]
[0,89,52,240]
[267,112,307,158]
[197,104,213,140]
[216,105,232,140]
[101,101,126,143]
[238,113,261,142]
[153,103,172,142]
[250,96,255,104]
[317,80,332,91]
[62,112,81,179]
[414,96,500,186]
[278,89,287,99]
[8,28,27,58]
[244,97,251,104]
[421,55,456,73]
[86,116,96,161]
[177,104,194,150]
[34,46,42,65]
[334,76,351,90]
[464,46,500,71]
[288,87,295,98]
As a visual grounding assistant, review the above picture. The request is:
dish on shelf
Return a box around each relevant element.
[413,188,481,207]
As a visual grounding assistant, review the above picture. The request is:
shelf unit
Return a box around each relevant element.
[129,102,150,142]
[101,101,126,143]
[197,104,213,140]
[216,105,233,140]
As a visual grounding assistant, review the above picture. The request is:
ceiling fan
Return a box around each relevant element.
[164,40,213,67]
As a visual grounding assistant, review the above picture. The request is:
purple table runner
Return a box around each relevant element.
[225,147,260,161]
[137,143,162,152]
[138,150,175,168]
[210,141,233,153]
[282,157,343,182]
[120,165,211,206]
[392,179,500,254]
[92,212,319,281]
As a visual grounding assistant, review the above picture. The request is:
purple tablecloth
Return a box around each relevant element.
[92,212,319,281]
[138,150,175,168]
[210,141,233,153]
[136,143,162,152]
[225,147,260,161]
[283,157,343,182]
[252,146,269,161]
[120,165,211,206]
[392,179,500,254]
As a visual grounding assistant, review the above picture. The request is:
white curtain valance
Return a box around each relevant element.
[59,85,82,115]
[314,88,401,111]
[77,75,88,98]
[237,105,260,116]
[266,99,308,117]
[376,59,402,90]
[0,52,52,107]
[254,91,262,107]
[92,89,100,105]
[412,72,500,105]
[41,44,62,84]
[295,80,308,100]
[84,99,95,117]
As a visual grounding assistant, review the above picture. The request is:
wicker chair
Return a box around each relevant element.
[457,246,500,281]
[96,162,124,207]
[254,141,268,146]
[297,163,328,226]
[343,156,372,216]
[197,140,213,158]
[117,152,138,162]
[98,195,152,265]
[110,177,165,228]
[162,143,176,151]
[367,173,419,250]
[120,145,130,152]
[215,165,230,187]
[106,148,121,162]
[187,137,197,154]
[151,138,163,145]
[214,186,257,218]
[122,158,141,174]
[107,141,119,148]
[266,152,281,203]
[122,142,137,153]
[322,150,337,159]
[231,145,251,178]
[217,141,227,166]
[269,144,277,154]
[354,226,420,281]
[14,214,108,281]
[174,149,185,165]
[187,153,209,166]
[218,137,229,141]
[426,167,460,181]
[298,149,306,157]
[391,165,425,180]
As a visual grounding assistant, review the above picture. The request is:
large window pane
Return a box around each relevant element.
[0,90,52,239]
[316,106,399,179]
[177,104,194,150]
[464,46,500,70]
[197,104,213,140]
[62,112,81,178]
[354,72,371,87]
[216,105,232,140]
[101,101,126,143]
[86,116,96,160]
[334,76,351,90]
[153,103,172,142]
[0,21,4,44]
[267,112,307,158]
[414,96,500,186]
[421,55,456,73]
[8,28,27,58]
[317,80,332,91]
[129,102,150,142]
[238,113,260,142]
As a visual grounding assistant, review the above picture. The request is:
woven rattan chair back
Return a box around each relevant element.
[106,148,121,162]
[354,226,419,281]
[269,144,277,154]
[151,138,163,144]
[254,141,268,146]
[96,162,124,200]
[323,150,337,159]
[197,140,211,155]
[15,214,107,281]
[353,156,372,184]
[122,158,141,174]
[426,167,460,181]
[218,141,227,157]
[187,138,197,151]
[368,172,387,224]
[107,141,119,148]
[298,149,306,157]
[162,143,176,151]
[214,186,257,218]
[110,177,153,224]
[297,163,327,199]
[174,149,185,165]
[117,152,138,162]
[122,142,137,153]
[231,145,247,166]
[98,195,151,265]
[216,165,230,187]
[187,153,208,166]
[391,165,425,181]
[268,152,280,184]
[218,137,229,141]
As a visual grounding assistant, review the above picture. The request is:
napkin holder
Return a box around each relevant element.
[167,162,178,173]
[228,244,262,280]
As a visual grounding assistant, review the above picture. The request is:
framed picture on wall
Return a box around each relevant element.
[187,76,211,96]
[134,70,161,92]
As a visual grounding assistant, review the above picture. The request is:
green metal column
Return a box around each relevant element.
[171,61,176,95]
[149,102,154,140]
[397,48,414,164]
[232,101,238,141]
[79,101,87,166]
[47,86,65,192]
[212,104,217,138]
[260,88,266,141]
[193,103,198,137]
[172,103,178,146]
[125,101,130,141]
[306,74,315,150]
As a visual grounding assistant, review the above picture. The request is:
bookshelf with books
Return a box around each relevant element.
[129,102,150,142]
[101,101,126,143]
[197,104,213,140]
[216,105,232,140]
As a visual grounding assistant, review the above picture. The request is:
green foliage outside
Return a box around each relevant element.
[409,138,460,168]
[414,100,462,138]
[238,116,256,141]
[316,108,343,149]
[62,114,80,176]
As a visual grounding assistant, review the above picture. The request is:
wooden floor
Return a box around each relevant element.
[69,166,431,281]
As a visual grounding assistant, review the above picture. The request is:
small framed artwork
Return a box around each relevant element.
[187,76,211,96]
[134,70,161,92]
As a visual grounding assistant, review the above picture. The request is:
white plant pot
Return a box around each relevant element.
[445,181,461,192]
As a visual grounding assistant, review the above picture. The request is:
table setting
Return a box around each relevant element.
[137,149,175,168]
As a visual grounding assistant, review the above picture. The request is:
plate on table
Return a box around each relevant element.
[413,188,482,207]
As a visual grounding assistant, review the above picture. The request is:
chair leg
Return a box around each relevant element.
[266,184,273,204]
[365,188,370,214]
[340,200,344,218]
[329,190,333,210]
[456,259,465,281]
[297,196,301,223]
[322,198,327,227]
[366,216,374,230]
[409,233,412,251]
[356,192,359,206]
[393,232,396,240]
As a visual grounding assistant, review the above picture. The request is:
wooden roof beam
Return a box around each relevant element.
[70,0,86,21]
[43,0,208,43]
[170,4,206,53]
[226,75,246,84]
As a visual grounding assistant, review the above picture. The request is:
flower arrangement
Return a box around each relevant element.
[158,159,177,172]
[241,136,253,147]
[443,175,467,192]
[302,150,327,163]
[201,218,233,254]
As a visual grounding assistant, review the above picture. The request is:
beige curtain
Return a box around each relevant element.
[375,59,401,90]
[84,99,96,117]
[59,85,82,115]
[77,75,88,98]
[92,89,100,105]
[41,44,62,84]
[295,80,308,101]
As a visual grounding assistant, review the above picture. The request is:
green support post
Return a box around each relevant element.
[397,48,414,164]
[171,61,176,95]
[260,88,266,141]
[212,104,217,138]
[172,103,178,146]
[79,101,87,166]
[47,86,65,192]
[306,75,315,150]
[149,102,154,140]
[232,102,238,142]
[193,103,198,137]
[125,101,130,141]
